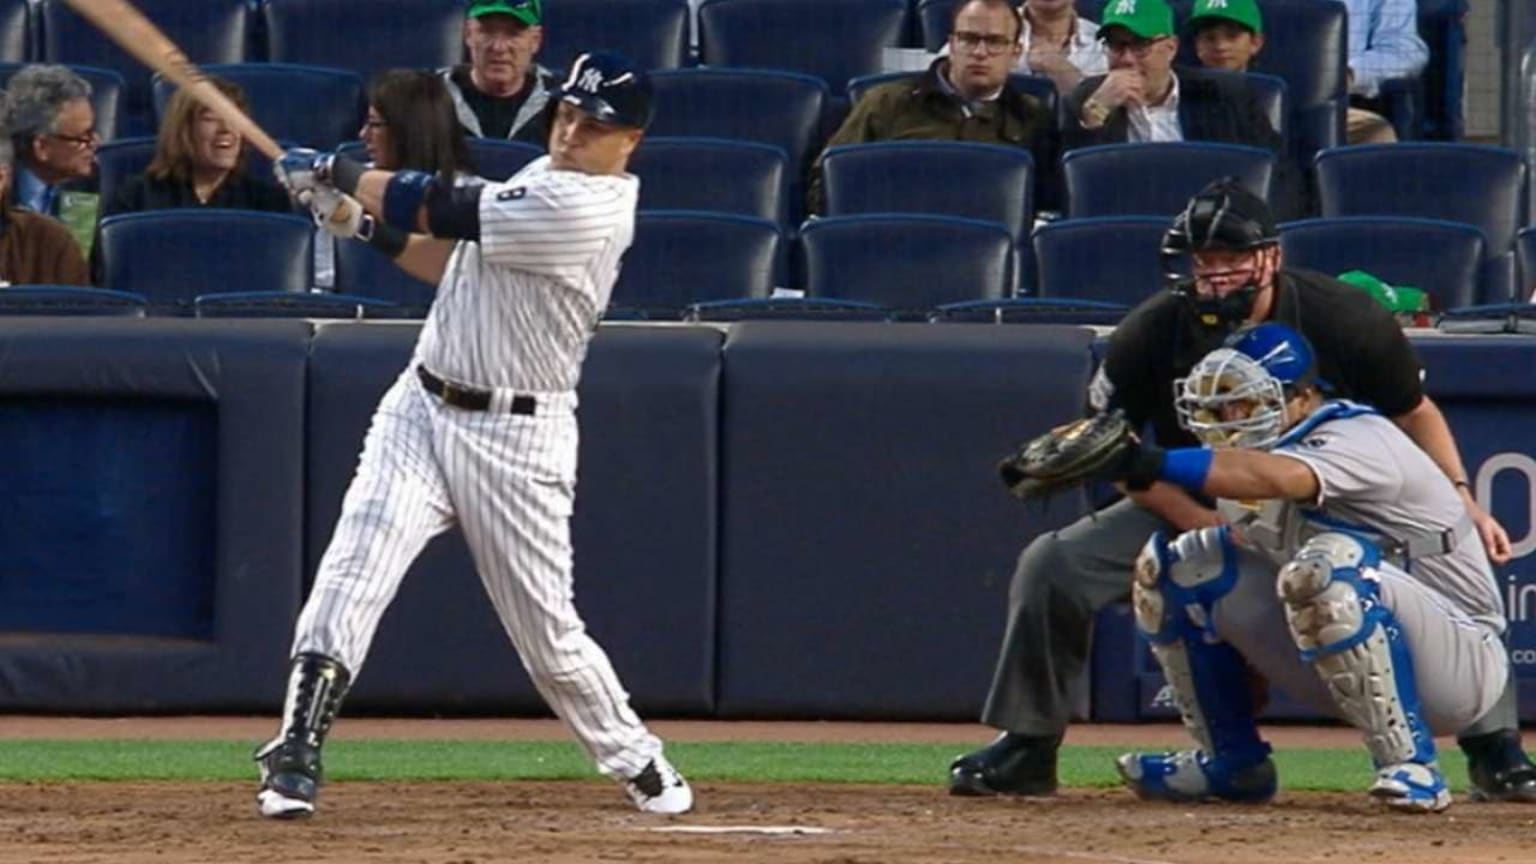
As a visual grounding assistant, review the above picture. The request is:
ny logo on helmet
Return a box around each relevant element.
[577,68,604,93]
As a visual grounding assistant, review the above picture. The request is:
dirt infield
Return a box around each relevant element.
[2,719,1532,864]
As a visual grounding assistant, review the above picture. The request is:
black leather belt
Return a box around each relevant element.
[417,366,535,415]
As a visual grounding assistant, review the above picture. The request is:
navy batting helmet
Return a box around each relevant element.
[554,52,654,130]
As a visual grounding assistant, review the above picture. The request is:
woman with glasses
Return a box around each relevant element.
[104,77,290,217]
[360,70,475,181]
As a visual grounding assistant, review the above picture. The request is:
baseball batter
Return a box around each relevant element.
[254,52,692,819]
[1111,323,1506,812]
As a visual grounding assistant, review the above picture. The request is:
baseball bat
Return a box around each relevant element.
[62,0,283,159]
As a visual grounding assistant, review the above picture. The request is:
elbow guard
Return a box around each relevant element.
[382,170,435,231]
[423,183,483,242]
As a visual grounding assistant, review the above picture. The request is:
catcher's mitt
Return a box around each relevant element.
[998,410,1137,500]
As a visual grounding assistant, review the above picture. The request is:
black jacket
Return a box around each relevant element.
[104,170,293,217]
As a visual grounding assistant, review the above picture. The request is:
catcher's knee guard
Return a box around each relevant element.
[1131,527,1272,775]
[1278,533,1447,811]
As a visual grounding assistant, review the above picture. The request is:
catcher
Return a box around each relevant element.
[1001,323,1507,812]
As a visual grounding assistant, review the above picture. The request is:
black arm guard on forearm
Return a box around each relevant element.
[358,214,408,259]
[329,155,367,196]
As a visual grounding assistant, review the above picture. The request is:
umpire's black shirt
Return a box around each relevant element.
[1097,268,1426,448]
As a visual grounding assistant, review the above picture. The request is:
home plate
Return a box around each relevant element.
[645,825,835,836]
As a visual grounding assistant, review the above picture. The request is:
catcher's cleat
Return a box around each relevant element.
[948,732,1059,797]
[255,738,321,819]
[1464,731,1536,803]
[1369,762,1452,813]
[623,755,693,814]
[1116,749,1277,804]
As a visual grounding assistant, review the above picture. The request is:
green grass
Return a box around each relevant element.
[0,739,1476,793]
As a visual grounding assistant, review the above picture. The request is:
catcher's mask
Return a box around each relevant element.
[1175,322,1317,450]
[1163,177,1279,332]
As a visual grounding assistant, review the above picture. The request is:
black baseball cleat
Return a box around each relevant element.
[1464,731,1536,803]
[948,732,1060,797]
[255,737,322,819]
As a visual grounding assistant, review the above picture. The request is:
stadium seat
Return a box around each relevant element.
[1062,142,1276,218]
[1314,143,1527,303]
[1205,70,1288,141]
[684,296,894,322]
[1519,226,1536,303]
[915,0,962,51]
[262,0,464,84]
[151,64,365,150]
[1032,216,1171,306]
[97,211,314,307]
[466,138,543,181]
[846,72,1060,129]
[539,0,690,73]
[800,214,1013,312]
[0,63,127,143]
[929,297,1132,326]
[0,0,26,63]
[40,0,250,137]
[628,137,789,226]
[93,137,156,213]
[333,237,436,313]
[1279,216,1485,310]
[608,211,783,318]
[0,286,147,317]
[648,68,830,177]
[697,0,909,95]
[192,291,402,319]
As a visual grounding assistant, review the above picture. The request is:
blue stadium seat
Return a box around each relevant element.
[0,286,147,317]
[930,297,1132,326]
[151,64,364,150]
[697,0,909,94]
[97,211,314,306]
[333,237,436,313]
[628,137,789,226]
[1279,216,1485,309]
[648,69,830,177]
[0,63,127,143]
[466,137,543,181]
[0,0,26,63]
[193,290,403,319]
[915,0,961,51]
[262,0,464,84]
[608,211,783,318]
[1204,70,1288,141]
[93,136,156,213]
[1519,226,1536,303]
[1314,143,1527,303]
[1062,142,1276,218]
[800,214,1013,312]
[1032,216,1171,306]
[540,0,690,73]
[847,72,1061,129]
[821,141,1034,249]
[40,0,250,137]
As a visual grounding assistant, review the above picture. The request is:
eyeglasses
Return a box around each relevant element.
[951,31,1016,56]
[1101,36,1168,57]
[46,128,99,149]
[362,120,388,131]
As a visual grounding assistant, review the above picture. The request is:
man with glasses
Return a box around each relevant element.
[807,0,1058,214]
[439,0,554,145]
[4,64,100,256]
[0,94,89,286]
[949,176,1519,801]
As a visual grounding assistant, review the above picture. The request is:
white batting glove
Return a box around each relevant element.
[308,186,366,239]
[273,147,332,199]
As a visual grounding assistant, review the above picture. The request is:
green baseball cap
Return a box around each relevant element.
[1099,0,1175,39]
[466,0,541,25]
[1188,0,1263,35]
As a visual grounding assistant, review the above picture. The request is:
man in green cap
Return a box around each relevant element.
[1187,0,1265,73]
[439,0,554,145]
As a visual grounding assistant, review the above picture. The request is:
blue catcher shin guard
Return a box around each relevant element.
[1278,532,1449,813]
[1120,527,1276,803]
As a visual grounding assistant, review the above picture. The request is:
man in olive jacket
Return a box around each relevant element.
[806,0,1059,215]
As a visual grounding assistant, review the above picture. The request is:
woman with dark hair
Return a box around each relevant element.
[106,76,290,215]
[360,70,475,181]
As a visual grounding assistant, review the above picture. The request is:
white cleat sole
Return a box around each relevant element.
[257,789,315,819]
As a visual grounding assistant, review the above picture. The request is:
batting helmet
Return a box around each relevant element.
[554,52,655,130]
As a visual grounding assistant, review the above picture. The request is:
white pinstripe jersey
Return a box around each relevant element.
[413,156,637,392]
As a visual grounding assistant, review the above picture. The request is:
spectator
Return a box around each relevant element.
[104,78,290,216]
[5,64,99,254]
[439,0,554,146]
[361,70,476,181]
[1186,0,1264,74]
[0,123,90,286]
[1343,0,1427,145]
[1017,0,1107,95]
[808,0,1059,214]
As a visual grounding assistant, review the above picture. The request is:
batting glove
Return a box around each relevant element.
[308,186,367,239]
[273,147,333,198]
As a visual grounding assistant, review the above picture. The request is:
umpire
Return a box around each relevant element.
[948,177,1536,802]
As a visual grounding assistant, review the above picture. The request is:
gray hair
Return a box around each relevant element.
[5,64,92,146]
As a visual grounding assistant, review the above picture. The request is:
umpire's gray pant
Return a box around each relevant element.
[978,497,1523,741]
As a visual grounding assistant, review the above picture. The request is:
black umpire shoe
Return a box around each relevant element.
[255,738,322,819]
[948,732,1060,796]
[1464,731,1536,803]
